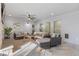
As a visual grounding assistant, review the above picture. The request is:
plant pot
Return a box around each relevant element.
[4,36,10,39]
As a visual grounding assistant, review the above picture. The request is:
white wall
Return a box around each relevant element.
[0,3,3,49]
[4,16,32,34]
[60,11,79,45]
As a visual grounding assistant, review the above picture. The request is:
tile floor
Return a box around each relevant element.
[13,41,79,56]
[47,42,79,56]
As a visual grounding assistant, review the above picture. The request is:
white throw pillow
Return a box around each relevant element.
[51,33,55,37]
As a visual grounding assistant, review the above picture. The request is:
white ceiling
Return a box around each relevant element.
[5,3,79,20]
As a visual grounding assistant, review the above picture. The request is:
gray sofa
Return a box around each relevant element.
[39,36,62,49]
[50,37,62,47]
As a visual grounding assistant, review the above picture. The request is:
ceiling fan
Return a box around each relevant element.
[27,13,36,21]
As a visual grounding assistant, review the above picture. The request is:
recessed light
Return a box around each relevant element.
[8,14,12,16]
[50,13,54,16]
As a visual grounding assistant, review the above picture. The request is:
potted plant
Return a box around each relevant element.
[4,27,12,39]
